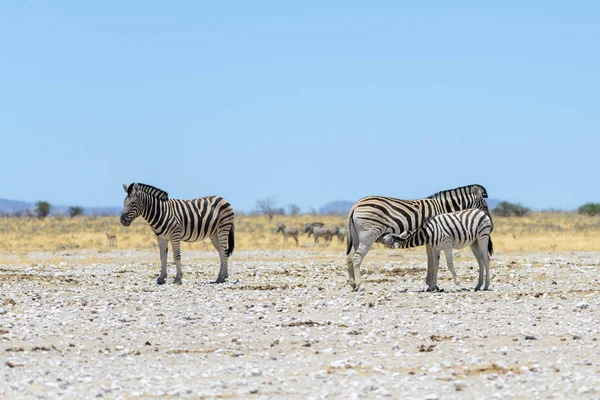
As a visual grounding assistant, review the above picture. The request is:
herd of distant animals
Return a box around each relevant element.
[276,222,345,246]
[119,183,493,292]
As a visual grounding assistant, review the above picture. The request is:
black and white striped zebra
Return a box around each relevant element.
[276,223,299,246]
[381,208,493,291]
[346,184,490,291]
[120,183,235,285]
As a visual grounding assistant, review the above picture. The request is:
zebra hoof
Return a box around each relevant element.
[173,278,182,285]
[474,286,482,291]
[157,277,166,285]
[212,278,226,284]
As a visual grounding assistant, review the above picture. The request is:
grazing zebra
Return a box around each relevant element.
[381,208,493,291]
[333,226,346,242]
[104,230,117,247]
[120,183,235,285]
[276,223,299,246]
[305,224,335,244]
[346,184,490,292]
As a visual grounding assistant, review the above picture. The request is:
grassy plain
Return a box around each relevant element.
[0,212,598,254]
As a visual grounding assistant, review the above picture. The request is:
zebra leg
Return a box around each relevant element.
[427,249,442,292]
[470,242,486,291]
[157,237,168,285]
[481,238,491,290]
[211,232,229,283]
[172,238,183,284]
[351,229,379,292]
[293,234,298,246]
[425,246,442,291]
[444,246,461,287]
[346,249,356,289]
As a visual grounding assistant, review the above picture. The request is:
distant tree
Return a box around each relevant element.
[68,206,84,218]
[493,201,531,217]
[255,196,278,223]
[34,201,52,219]
[578,203,600,216]
[287,204,301,216]
[307,207,317,215]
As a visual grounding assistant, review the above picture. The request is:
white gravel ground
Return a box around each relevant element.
[1,249,599,399]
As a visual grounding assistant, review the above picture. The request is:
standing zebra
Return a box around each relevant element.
[381,208,494,291]
[276,223,299,246]
[333,226,346,243]
[305,224,335,244]
[346,184,490,292]
[120,183,235,285]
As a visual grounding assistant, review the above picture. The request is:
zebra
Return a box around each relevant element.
[276,223,299,246]
[120,183,235,285]
[380,208,493,291]
[346,184,490,292]
[305,223,335,244]
[333,226,346,242]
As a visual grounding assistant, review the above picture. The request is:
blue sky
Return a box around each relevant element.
[1,1,598,212]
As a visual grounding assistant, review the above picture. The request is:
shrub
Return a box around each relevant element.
[578,203,600,216]
[493,201,531,217]
[68,206,84,218]
[34,201,52,219]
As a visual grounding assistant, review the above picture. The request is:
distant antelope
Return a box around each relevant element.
[276,223,299,246]
[104,230,117,247]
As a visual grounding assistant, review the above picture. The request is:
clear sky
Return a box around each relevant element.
[1,1,598,212]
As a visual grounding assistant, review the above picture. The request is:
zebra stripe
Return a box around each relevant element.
[120,183,235,285]
[381,208,493,291]
[345,184,490,292]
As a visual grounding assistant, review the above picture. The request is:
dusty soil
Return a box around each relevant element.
[1,249,599,399]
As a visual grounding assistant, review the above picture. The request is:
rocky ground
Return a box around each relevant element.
[1,248,599,399]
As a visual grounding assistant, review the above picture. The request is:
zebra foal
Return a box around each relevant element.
[346,184,490,292]
[381,208,493,291]
[276,223,299,246]
[120,183,235,284]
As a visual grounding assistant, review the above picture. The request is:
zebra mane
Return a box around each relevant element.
[128,183,169,200]
[427,184,488,200]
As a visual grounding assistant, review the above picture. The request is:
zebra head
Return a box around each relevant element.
[276,223,285,233]
[120,183,141,227]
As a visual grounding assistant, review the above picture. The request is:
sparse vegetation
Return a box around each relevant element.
[0,212,598,254]
[577,202,600,216]
[255,196,285,223]
[493,201,531,217]
[34,201,52,219]
[68,206,84,218]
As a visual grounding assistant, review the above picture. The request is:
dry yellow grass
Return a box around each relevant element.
[0,212,598,254]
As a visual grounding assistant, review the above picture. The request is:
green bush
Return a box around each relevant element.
[35,201,52,219]
[68,206,84,218]
[578,203,600,216]
[493,201,531,217]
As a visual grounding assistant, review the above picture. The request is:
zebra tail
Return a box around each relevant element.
[346,209,356,255]
[227,226,235,257]
[488,236,494,257]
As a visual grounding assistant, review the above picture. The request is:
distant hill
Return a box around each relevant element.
[0,198,121,216]
[319,201,354,215]
[0,198,33,214]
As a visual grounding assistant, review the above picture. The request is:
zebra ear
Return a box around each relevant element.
[123,184,128,193]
